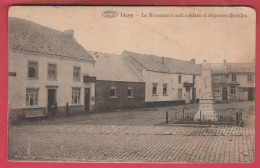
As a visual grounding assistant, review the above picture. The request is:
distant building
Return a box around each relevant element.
[212,60,255,102]
[8,17,96,121]
[122,50,201,107]
[90,51,145,112]
[211,63,229,101]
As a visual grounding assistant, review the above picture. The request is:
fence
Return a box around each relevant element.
[165,108,243,126]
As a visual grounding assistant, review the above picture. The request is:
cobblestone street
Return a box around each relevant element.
[8,125,255,163]
[8,101,255,163]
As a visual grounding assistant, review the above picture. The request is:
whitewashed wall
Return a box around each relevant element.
[142,70,194,102]
[8,51,96,110]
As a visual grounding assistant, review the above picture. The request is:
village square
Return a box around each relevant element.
[7,7,255,163]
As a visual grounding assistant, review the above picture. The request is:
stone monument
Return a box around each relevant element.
[194,60,217,121]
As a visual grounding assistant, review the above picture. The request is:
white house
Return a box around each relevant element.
[122,51,201,107]
[8,17,96,121]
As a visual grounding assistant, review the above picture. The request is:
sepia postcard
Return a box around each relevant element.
[7,6,255,163]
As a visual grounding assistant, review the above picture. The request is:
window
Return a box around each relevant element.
[152,83,157,95]
[73,66,81,81]
[128,87,133,98]
[214,76,220,82]
[163,83,167,95]
[248,75,252,82]
[48,64,57,80]
[72,88,81,104]
[231,74,237,82]
[231,87,236,95]
[178,89,182,99]
[214,87,220,96]
[110,86,116,98]
[26,88,38,106]
[178,75,182,84]
[28,61,38,79]
[239,87,248,92]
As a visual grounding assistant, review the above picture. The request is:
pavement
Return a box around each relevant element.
[8,101,255,163]
[8,125,255,163]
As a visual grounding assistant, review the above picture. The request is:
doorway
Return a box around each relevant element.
[84,88,90,111]
[248,88,255,100]
[222,87,228,100]
[47,89,57,116]
[185,87,190,104]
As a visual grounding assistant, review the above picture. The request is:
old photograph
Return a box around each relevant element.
[8,6,255,163]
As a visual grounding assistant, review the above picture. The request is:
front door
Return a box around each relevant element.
[248,88,255,100]
[84,88,90,111]
[230,86,236,100]
[222,87,228,100]
[48,89,56,116]
[185,87,190,104]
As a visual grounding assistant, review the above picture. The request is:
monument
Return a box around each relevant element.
[194,60,217,121]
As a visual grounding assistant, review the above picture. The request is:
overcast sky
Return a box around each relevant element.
[9,6,256,63]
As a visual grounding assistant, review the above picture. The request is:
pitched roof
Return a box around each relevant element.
[8,17,95,62]
[89,51,144,82]
[211,63,228,74]
[227,63,255,73]
[122,50,202,75]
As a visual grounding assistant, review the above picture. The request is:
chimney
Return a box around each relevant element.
[191,59,195,64]
[162,57,165,64]
[64,29,74,38]
[223,59,227,65]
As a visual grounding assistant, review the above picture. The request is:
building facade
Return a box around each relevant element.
[89,52,145,112]
[8,18,96,121]
[122,51,201,107]
[212,61,255,102]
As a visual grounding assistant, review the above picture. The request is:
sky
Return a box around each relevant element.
[9,6,256,64]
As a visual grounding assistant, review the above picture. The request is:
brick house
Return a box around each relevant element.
[8,17,96,121]
[122,50,201,107]
[212,60,255,102]
[89,51,145,112]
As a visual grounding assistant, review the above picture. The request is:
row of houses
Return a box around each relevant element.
[211,62,255,102]
[8,17,255,121]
